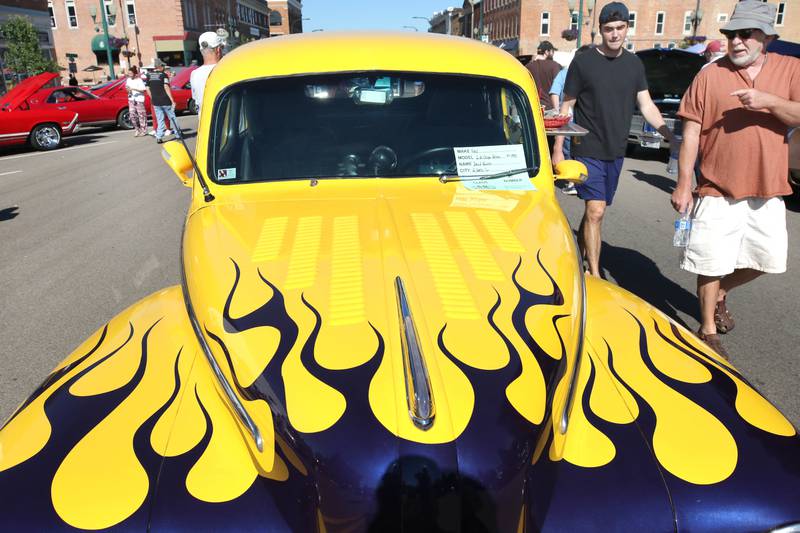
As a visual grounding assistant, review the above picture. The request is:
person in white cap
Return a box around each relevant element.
[190,30,226,116]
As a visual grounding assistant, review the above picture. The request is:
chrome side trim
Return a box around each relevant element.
[559,237,587,435]
[0,132,29,139]
[395,276,435,430]
[180,248,263,452]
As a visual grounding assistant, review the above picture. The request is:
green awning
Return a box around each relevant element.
[91,34,120,53]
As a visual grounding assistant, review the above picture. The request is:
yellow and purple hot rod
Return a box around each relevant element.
[1,32,798,532]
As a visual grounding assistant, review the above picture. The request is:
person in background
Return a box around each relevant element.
[703,40,725,66]
[527,41,561,110]
[191,30,227,117]
[68,74,78,87]
[125,66,147,137]
[145,59,180,144]
[671,0,800,359]
[553,1,674,278]
[550,44,592,195]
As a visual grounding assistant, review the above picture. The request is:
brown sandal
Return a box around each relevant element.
[714,297,735,334]
[696,329,730,361]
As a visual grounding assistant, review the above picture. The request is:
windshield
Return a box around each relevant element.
[210,72,536,183]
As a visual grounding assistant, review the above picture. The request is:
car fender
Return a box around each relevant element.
[572,277,800,531]
[0,286,307,531]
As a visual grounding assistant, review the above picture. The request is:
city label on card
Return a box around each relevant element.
[453,145,535,191]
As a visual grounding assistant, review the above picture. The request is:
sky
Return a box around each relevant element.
[301,1,456,32]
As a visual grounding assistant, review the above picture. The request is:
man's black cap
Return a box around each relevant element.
[537,40,556,53]
[598,2,630,25]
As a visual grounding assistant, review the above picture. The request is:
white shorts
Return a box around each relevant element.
[680,195,787,277]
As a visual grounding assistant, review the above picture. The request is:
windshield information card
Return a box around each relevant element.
[453,145,535,191]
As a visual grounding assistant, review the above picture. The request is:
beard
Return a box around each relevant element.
[729,43,763,67]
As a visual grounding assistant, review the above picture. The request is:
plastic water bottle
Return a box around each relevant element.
[673,211,692,247]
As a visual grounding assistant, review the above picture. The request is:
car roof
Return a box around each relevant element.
[206,32,534,99]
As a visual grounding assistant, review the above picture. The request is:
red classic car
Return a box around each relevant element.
[89,65,198,116]
[27,82,133,130]
[0,72,79,151]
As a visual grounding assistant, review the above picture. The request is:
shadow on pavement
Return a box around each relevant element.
[0,206,20,221]
[630,169,676,194]
[600,240,699,327]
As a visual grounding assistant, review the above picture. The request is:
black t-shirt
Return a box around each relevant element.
[563,48,648,159]
[145,71,171,106]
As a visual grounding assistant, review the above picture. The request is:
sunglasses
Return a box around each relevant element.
[721,29,754,40]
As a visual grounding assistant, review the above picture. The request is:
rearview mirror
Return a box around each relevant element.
[161,141,193,187]
[553,160,588,184]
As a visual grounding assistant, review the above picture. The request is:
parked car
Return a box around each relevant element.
[0,72,79,150]
[1,33,798,531]
[88,65,197,115]
[628,48,705,151]
[27,83,133,129]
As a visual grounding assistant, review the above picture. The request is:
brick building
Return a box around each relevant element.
[266,0,303,37]
[431,1,797,58]
[49,0,270,84]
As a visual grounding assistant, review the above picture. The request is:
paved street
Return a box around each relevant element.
[1,121,798,430]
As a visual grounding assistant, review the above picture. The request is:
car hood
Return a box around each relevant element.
[636,48,705,101]
[181,179,586,529]
[0,72,58,111]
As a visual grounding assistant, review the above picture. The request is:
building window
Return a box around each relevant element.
[570,12,578,31]
[103,0,116,25]
[540,11,549,36]
[776,2,785,26]
[625,41,635,51]
[65,0,77,28]
[126,0,137,25]
[48,1,56,28]
[668,42,676,49]
[683,11,693,34]
[269,10,282,26]
[653,42,662,49]
[628,11,636,35]
[655,11,665,35]
[717,13,728,23]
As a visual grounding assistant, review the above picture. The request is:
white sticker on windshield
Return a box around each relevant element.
[217,167,237,180]
[453,145,535,191]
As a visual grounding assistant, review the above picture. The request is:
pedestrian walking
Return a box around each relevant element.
[145,59,181,144]
[190,30,227,117]
[671,0,800,359]
[68,74,78,87]
[527,41,561,110]
[125,66,147,137]
[553,1,674,278]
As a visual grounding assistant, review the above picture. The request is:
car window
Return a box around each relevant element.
[47,90,68,103]
[210,72,537,183]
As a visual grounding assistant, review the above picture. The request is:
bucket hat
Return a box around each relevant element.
[721,0,778,36]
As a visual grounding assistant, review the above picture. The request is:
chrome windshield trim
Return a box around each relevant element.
[180,246,263,452]
[559,238,587,435]
[395,276,435,430]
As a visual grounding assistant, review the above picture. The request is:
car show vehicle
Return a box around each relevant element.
[628,48,706,151]
[1,33,798,531]
[26,83,134,130]
[0,72,80,150]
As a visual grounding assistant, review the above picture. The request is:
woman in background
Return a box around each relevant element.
[125,66,147,137]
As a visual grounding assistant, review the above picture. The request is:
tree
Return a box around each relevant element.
[0,15,58,76]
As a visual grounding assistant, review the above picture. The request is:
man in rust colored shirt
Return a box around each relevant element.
[528,41,562,109]
[672,0,800,359]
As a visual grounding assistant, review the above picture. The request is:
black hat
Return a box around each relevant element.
[537,40,556,53]
[598,2,630,25]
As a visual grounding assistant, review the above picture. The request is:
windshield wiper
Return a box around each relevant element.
[438,166,538,183]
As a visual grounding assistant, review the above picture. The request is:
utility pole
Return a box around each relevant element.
[577,0,584,47]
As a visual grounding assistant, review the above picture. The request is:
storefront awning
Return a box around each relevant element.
[155,39,186,52]
[91,34,120,53]
[493,38,519,56]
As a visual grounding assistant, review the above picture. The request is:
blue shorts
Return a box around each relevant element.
[574,156,624,205]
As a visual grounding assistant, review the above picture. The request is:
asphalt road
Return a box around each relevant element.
[1,122,798,431]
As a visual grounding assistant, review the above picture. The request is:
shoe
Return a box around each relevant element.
[133,132,140,137]
[156,137,164,144]
[561,183,578,195]
[696,329,730,361]
[147,130,155,136]
[714,297,735,334]
[164,129,172,136]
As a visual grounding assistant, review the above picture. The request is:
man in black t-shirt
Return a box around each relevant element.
[553,2,674,277]
[145,60,181,143]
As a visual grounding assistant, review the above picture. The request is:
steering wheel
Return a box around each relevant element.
[400,147,455,173]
